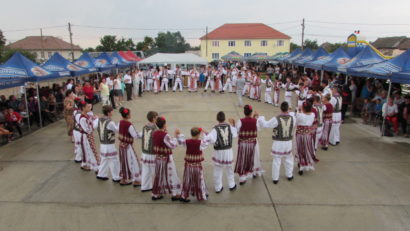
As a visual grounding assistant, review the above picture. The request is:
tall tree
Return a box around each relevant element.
[116,38,135,50]
[304,39,319,50]
[1,49,37,63]
[155,31,190,53]
[136,36,155,51]
[0,29,6,61]
[290,42,300,52]
[96,35,117,52]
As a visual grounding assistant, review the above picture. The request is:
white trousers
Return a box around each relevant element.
[223,80,233,92]
[101,95,110,106]
[285,95,292,108]
[273,90,280,106]
[146,79,153,91]
[329,112,342,145]
[236,90,243,106]
[160,79,169,91]
[315,126,323,150]
[272,155,294,181]
[173,79,183,91]
[141,153,156,191]
[265,90,272,104]
[204,79,214,91]
[242,83,250,95]
[73,130,82,162]
[97,155,121,180]
[213,164,235,191]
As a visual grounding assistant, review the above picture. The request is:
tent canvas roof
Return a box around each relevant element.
[42,52,89,77]
[288,48,313,64]
[139,53,208,65]
[322,48,352,72]
[294,47,328,66]
[337,46,385,74]
[74,52,98,72]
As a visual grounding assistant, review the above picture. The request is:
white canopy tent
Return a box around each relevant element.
[138,53,208,68]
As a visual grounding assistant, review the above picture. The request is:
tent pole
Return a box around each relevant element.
[24,85,31,132]
[345,75,349,85]
[381,80,392,136]
[36,82,43,128]
[320,70,324,83]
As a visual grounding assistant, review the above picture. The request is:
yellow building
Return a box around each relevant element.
[200,23,291,61]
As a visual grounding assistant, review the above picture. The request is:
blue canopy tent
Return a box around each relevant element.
[95,52,115,72]
[281,48,302,63]
[337,46,385,74]
[42,52,90,78]
[110,52,133,68]
[304,47,338,70]
[0,52,63,128]
[294,47,328,66]
[288,48,313,65]
[391,71,410,84]
[346,46,365,58]
[322,48,352,73]
[73,52,98,73]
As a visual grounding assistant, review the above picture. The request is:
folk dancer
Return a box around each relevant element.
[73,97,83,163]
[296,83,308,108]
[283,77,295,109]
[273,79,281,107]
[188,68,199,92]
[234,105,263,185]
[179,127,210,202]
[204,66,214,92]
[151,117,182,201]
[152,70,160,94]
[146,69,154,92]
[140,111,158,192]
[320,94,333,150]
[313,95,324,150]
[160,67,169,92]
[295,101,316,175]
[77,100,98,172]
[214,69,223,93]
[204,111,238,193]
[222,69,233,93]
[264,77,273,105]
[94,105,121,182]
[329,88,342,145]
[118,107,142,186]
[258,102,295,184]
[172,66,183,92]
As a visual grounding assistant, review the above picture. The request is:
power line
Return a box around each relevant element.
[308,20,410,26]
[73,24,205,31]
[2,25,66,32]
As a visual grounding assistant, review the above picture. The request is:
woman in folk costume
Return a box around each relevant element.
[242,70,252,96]
[63,90,75,141]
[188,68,199,92]
[152,69,160,94]
[204,66,214,92]
[296,82,308,108]
[86,108,100,165]
[118,107,142,186]
[264,77,273,104]
[312,95,325,151]
[234,105,264,185]
[320,94,333,151]
[252,72,262,101]
[273,79,281,107]
[151,117,182,201]
[249,72,256,100]
[308,98,320,162]
[295,101,316,175]
[258,102,296,184]
[160,66,169,92]
[93,105,121,182]
[73,97,83,163]
[204,111,238,193]
[77,100,98,172]
[282,77,296,109]
[214,69,223,93]
[222,68,233,93]
[178,127,210,202]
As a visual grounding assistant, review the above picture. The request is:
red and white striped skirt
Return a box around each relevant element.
[320,119,332,147]
[181,163,208,201]
[234,139,256,176]
[295,126,315,171]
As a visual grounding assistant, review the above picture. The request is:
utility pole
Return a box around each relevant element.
[68,22,75,61]
[205,26,208,59]
[301,18,305,51]
[40,28,45,62]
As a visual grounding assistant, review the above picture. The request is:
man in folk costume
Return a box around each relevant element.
[72,97,83,163]
[222,68,233,93]
[312,95,325,150]
[140,111,158,192]
[329,87,342,146]
[296,83,308,108]
[214,68,223,93]
[295,101,316,175]
[253,73,262,101]
[204,111,238,193]
[188,68,199,92]
[235,105,263,185]
[172,65,183,92]
[204,66,214,92]
[151,117,182,201]
[146,68,154,92]
[273,79,281,107]
[320,94,333,150]
[160,66,169,92]
[93,105,121,182]
[242,70,251,96]
[283,77,296,109]
[118,107,142,186]
[152,69,161,94]
[264,77,273,104]
[77,101,98,172]
[178,127,210,202]
[86,109,100,166]
[249,72,256,100]
[258,102,295,184]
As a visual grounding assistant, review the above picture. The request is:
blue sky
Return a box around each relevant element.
[2,0,410,48]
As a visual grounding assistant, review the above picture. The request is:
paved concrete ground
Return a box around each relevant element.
[0,90,409,231]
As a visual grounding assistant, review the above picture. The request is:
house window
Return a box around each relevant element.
[244,53,252,57]
[212,41,219,47]
[228,41,236,47]
[261,40,268,47]
[212,53,219,60]
[244,40,252,47]
[277,40,284,47]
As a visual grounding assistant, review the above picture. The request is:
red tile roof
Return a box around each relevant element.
[7,36,82,50]
[200,23,291,40]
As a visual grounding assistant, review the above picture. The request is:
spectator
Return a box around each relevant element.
[66,79,74,91]
[0,123,12,143]
[403,95,410,137]
[55,88,65,113]
[28,96,40,126]
[361,98,371,124]
[40,96,54,124]
[99,78,110,106]
[349,79,357,111]
[83,81,95,104]
[0,95,7,109]
[372,99,383,126]
[5,108,23,139]
[383,97,399,135]
[7,95,20,112]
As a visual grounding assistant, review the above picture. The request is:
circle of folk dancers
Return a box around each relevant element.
[68,66,343,203]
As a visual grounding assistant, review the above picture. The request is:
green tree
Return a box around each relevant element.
[0,29,6,61]
[1,48,37,63]
[290,42,300,52]
[321,42,347,53]
[154,31,190,53]
[96,35,117,52]
[83,47,95,52]
[136,36,155,51]
[304,39,319,50]
[116,38,135,50]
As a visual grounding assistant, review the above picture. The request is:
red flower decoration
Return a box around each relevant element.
[80,100,86,105]
[123,109,129,114]
[161,116,166,121]
[248,105,252,110]
[198,127,203,132]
